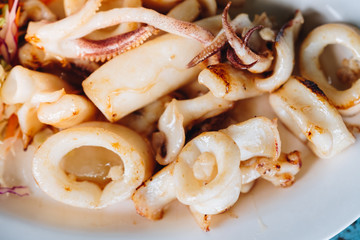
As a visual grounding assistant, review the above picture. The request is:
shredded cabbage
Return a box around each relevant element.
[0,0,19,65]
[0,185,29,196]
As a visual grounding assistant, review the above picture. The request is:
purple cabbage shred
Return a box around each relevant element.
[0,185,29,197]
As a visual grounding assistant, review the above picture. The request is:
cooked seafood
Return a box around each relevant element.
[174,131,242,215]
[25,0,214,62]
[240,151,301,188]
[154,92,232,165]
[82,33,205,121]
[220,117,280,161]
[0,0,358,234]
[270,76,355,158]
[222,2,273,73]
[32,121,153,208]
[254,10,303,92]
[198,63,263,100]
[1,66,73,146]
[133,117,301,230]
[37,94,97,129]
[300,23,360,116]
[196,10,303,99]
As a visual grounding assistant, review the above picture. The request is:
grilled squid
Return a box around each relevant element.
[241,151,301,188]
[25,0,214,62]
[197,11,303,99]
[187,11,271,69]
[221,2,273,74]
[220,117,280,161]
[254,10,303,92]
[64,0,142,41]
[153,92,233,165]
[132,116,300,231]
[33,121,154,209]
[1,66,72,105]
[1,66,72,145]
[1,66,98,146]
[132,162,176,220]
[224,117,296,191]
[173,131,242,215]
[82,33,204,121]
[198,63,263,101]
[269,76,355,158]
[37,94,97,129]
[119,95,172,137]
[133,131,242,226]
[300,23,360,116]
[187,3,302,81]
[82,14,223,122]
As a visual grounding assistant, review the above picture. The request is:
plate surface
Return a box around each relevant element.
[1,0,360,239]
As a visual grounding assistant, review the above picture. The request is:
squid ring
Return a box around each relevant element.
[300,23,360,116]
[33,121,153,209]
[174,131,241,214]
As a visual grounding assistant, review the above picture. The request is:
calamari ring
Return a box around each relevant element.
[300,23,360,116]
[33,121,153,209]
[174,131,241,214]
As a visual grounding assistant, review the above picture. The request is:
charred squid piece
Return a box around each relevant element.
[300,23,360,116]
[198,63,263,101]
[187,13,254,68]
[132,161,213,231]
[226,47,257,70]
[241,151,302,188]
[153,92,233,165]
[228,25,266,70]
[187,25,262,69]
[222,2,273,73]
[133,132,242,231]
[270,76,355,158]
[132,162,176,221]
[174,131,242,215]
[254,10,304,92]
[191,9,303,93]
[132,116,301,232]
[186,32,227,68]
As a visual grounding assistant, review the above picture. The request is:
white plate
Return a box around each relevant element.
[1,0,360,239]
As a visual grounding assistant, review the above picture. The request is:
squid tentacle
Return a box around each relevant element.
[187,13,253,68]
[26,5,214,62]
[222,2,273,73]
[187,32,227,68]
[76,25,159,62]
[69,7,214,45]
[226,47,258,70]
